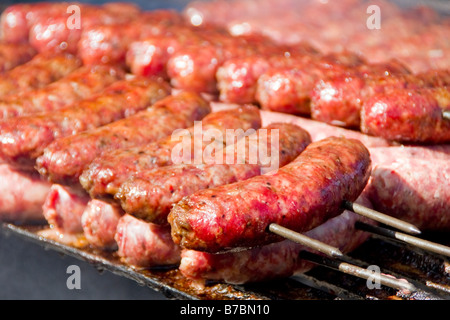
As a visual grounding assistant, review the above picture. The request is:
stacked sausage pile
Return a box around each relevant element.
[186,0,450,144]
[0,1,448,288]
[185,0,450,73]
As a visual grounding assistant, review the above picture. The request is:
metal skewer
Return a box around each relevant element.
[268,223,416,293]
[443,110,450,120]
[299,250,417,293]
[269,197,422,257]
[269,223,343,257]
[355,221,450,258]
[343,200,421,235]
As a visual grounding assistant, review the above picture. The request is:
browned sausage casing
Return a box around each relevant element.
[78,10,185,66]
[0,76,166,168]
[0,3,70,43]
[80,105,262,198]
[0,64,124,119]
[115,123,311,225]
[179,193,374,284]
[36,90,209,185]
[311,69,450,128]
[168,136,371,252]
[29,3,140,54]
[360,86,450,143]
[0,43,36,73]
[0,52,82,98]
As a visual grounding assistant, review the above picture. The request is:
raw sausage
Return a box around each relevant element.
[81,199,124,250]
[115,214,181,268]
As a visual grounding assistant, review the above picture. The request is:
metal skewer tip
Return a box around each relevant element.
[343,200,421,235]
[443,110,450,120]
[356,222,450,258]
[269,223,343,258]
[299,251,417,293]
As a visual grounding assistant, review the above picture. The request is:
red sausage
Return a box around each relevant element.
[79,10,185,66]
[0,43,36,73]
[216,51,317,104]
[0,3,69,43]
[36,90,210,185]
[168,136,372,252]
[126,25,228,78]
[360,86,450,143]
[179,193,374,284]
[311,69,450,128]
[254,57,350,115]
[0,52,82,98]
[80,105,262,198]
[28,3,140,54]
[166,33,277,93]
[0,75,171,169]
[255,56,409,117]
[115,123,311,224]
[0,64,124,119]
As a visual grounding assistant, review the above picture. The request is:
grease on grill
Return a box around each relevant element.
[3,223,450,300]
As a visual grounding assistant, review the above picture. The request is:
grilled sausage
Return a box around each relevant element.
[256,57,409,117]
[42,184,90,234]
[37,90,208,185]
[0,64,124,119]
[0,52,82,98]
[0,76,167,169]
[0,2,69,43]
[80,105,262,198]
[0,43,36,73]
[126,25,229,79]
[0,164,51,223]
[79,10,185,66]
[115,214,181,268]
[28,3,140,54]
[360,86,450,143]
[168,136,372,252]
[311,69,450,128]
[179,193,374,284]
[115,123,311,224]
[166,33,276,93]
[216,50,317,104]
[215,49,362,105]
[254,58,349,115]
[81,199,124,250]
